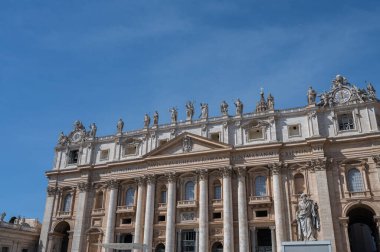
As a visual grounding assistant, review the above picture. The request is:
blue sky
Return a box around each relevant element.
[0,0,379,221]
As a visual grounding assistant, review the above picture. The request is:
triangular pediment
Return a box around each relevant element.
[144,132,232,158]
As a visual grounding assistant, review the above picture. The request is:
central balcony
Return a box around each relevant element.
[158,203,167,210]
[116,205,136,213]
[177,200,197,208]
[248,196,272,206]
[91,208,105,216]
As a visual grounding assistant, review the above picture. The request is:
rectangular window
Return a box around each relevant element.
[122,218,132,224]
[181,230,196,252]
[68,150,79,164]
[161,190,167,203]
[158,215,166,222]
[99,149,110,161]
[124,145,137,156]
[288,124,301,137]
[213,212,222,219]
[248,128,264,141]
[210,132,220,142]
[338,113,355,131]
[256,210,268,217]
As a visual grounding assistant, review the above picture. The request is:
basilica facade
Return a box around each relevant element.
[39,75,380,252]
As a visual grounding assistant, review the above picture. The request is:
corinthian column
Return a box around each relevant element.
[165,173,177,252]
[104,180,119,252]
[220,166,234,252]
[236,167,249,252]
[72,182,91,252]
[270,163,284,252]
[198,169,209,252]
[143,175,156,250]
[133,177,146,252]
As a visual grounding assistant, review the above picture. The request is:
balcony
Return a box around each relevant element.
[177,200,197,208]
[92,208,105,216]
[57,211,71,218]
[158,203,167,210]
[116,205,136,213]
[211,199,222,206]
[346,190,371,199]
[248,196,272,206]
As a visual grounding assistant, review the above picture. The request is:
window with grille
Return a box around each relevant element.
[348,168,364,192]
[185,181,195,201]
[255,176,267,196]
[338,113,355,131]
[214,183,221,200]
[126,188,135,206]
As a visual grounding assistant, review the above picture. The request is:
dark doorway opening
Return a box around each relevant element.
[156,243,165,252]
[256,228,272,252]
[53,221,70,252]
[212,242,223,252]
[181,230,196,252]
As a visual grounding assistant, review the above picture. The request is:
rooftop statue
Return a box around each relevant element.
[0,212,5,221]
[89,123,97,138]
[220,100,228,116]
[169,107,178,124]
[73,120,85,131]
[153,111,159,126]
[267,93,274,110]
[367,83,376,100]
[58,132,68,145]
[144,114,150,128]
[186,101,195,121]
[117,118,124,134]
[234,98,243,116]
[296,193,320,241]
[256,88,268,113]
[307,86,317,105]
[200,103,208,119]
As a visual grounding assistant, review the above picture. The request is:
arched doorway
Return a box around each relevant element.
[53,221,70,252]
[86,228,103,252]
[156,243,165,252]
[348,207,378,252]
[211,242,223,252]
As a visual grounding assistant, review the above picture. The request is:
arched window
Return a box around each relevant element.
[63,194,72,212]
[214,181,221,200]
[160,188,167,203]
[294,173,305,195]
[348,168,364,192]
[126,188,135,206]
[185,181,195,201]
[95,191,103,209]
[255,176,267,196]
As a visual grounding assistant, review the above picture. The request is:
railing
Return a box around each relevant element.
[58,211,71,217]
[249,196,272,204]
[92,208,105,215]
[158,203,167,209]
[348,191,370,198]
[177,200,197,208]
[212,199,222,205]
[116,205,136,213]
[0,221,40,233]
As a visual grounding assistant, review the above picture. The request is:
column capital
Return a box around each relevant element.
[145,174,156,184]
[135,177,146,186]
[77,182,91,192]
[309,158,327,171]
[372,155,380,165]
[269,226,276,230]
[339,217,349,227]
[106,179,120,189]
[166,172,177,183]
[235,166,247,177]
[269,162,282,175]
[197,169,208,181]
[220,166,233,178]
[47,186,59,196]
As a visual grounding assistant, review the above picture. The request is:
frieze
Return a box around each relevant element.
[233,151,278,161]
[280,148,312,158]
[148,155,229,167]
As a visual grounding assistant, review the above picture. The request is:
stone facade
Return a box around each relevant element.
[39,75,380,252]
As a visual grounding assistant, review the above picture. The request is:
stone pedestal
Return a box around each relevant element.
[282,241,331,252]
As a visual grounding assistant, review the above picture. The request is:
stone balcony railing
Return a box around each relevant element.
[0,221,40,233]
[57,211,71,217]
[347,190,371,199]
[116,205,136,213]
[177,200,197,208]
[211,199,223,206]
[92,208,105,215]
[158,203,167,210]
[248,195,272,205]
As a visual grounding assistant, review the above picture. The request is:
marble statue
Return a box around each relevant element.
[153,111,159,126]
[182,136,192,152]
[89,123,97,138]
[186,101,194,121]
[74,120,85,131]
[307,86,317,105]
[200,103,208,119]
[58,132,68,145]
[296,193,320,241]
[234,98,243,116]
[367,83,376,100]
[0,212,5,221]
[144,114,150,128]
[169,107,178,124]
[117,118,124,134]
[220,101,228,116]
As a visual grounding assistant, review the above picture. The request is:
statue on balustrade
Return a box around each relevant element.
[296,193,320,241]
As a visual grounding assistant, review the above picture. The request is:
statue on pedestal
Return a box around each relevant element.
[234,98,243,116]
[296,193,320,241]
[0,212,5,221]
[144,114,150,128]
[153,111,159,126]
[200,103,208,119]
[89,123,97,138]
[307,86,317,105]
[117,118,124,134]
[169,107,178,124]
[186,101,194,121]
[220,101,228,116]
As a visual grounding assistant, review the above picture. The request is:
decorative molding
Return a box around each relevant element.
[311,158,327,171]
[77,182,91,192]
[219,166,233,178]
[372,155,380,165]
[269,162,282,175]
[197,169,208,181]
[235,166,247,177]
[182,136,193,152]
[166,172,177,183]
[145,174,156,185]
[106,179,120,190]
[47,186,59,196]
[135,177,146,187]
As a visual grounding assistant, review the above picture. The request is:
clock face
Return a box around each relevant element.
[334,88,351,104]
[72,132,82,142]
